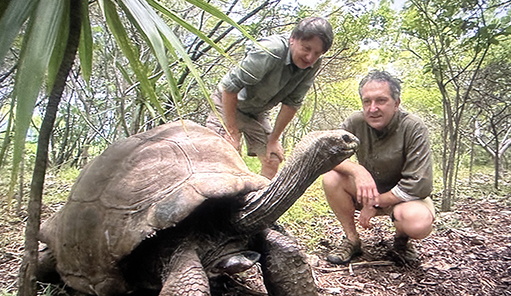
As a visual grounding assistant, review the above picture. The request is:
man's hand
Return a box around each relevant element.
[353,167,380,207]
[352,165,379,229]
[264,104,295,162]
[260,139,284,179]
[265,139,284,162]
[359,204,377,229]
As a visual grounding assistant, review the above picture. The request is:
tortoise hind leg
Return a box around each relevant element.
[256,228,318,296]
[159,247,210,296]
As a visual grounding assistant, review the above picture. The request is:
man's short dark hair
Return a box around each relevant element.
[291,17,334,53]
[359,70,402,101]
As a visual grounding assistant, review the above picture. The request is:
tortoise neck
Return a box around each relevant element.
[233,135,340,232]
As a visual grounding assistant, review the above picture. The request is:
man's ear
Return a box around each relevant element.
[395,98,401,109]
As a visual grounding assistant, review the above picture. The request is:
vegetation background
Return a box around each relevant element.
[0,0,510,295]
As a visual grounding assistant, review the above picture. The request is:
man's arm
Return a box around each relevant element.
[265,104,297,161]
[393,118,433,200]
[332,160,380,205]
[334,159,405,206]
[221,90,241,151]
[334,160,402,228]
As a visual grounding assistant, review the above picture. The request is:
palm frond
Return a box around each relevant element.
[0,0,38,66]
[8,0,66,199]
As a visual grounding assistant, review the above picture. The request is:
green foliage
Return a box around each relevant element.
[242,155,262,175]
[322,78,361,109]
[43,166,80,205]
[0,289,15,296]
[6,0,67,201]
[278,178,335,250]
[401,87,442,115]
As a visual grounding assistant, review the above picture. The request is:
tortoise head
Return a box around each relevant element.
[234,129,359,231]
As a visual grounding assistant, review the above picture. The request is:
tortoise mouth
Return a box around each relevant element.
[340,143,358,155]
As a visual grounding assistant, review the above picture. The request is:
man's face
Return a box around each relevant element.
[289,35,324,69]
[361,80,400,131]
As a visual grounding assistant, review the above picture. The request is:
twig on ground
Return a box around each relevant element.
[315,260,395,273]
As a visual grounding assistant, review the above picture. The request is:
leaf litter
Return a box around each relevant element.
[1,185,510,296]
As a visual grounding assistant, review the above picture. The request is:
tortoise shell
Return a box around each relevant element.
[39,120,268,294]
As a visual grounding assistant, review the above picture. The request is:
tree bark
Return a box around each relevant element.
[17,0,82,295]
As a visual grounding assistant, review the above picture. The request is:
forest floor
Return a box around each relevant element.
[1,174,510,296]
[311,192,511,296]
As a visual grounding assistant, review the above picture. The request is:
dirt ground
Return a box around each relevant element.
[312,193,511,296]
[1,187,510,295]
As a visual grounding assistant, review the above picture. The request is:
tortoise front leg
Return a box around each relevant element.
[257,228,318,296]
[159,246,210,296]
[35,247,61,284]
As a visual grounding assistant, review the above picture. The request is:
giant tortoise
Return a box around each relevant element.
[37,120,358,296]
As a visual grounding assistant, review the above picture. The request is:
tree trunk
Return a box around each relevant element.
[16,154,24,215]
[440,85,453,212]
[469,125,475,187]
[17,0,82,295]
[491,119,500,190]
[55,98,72,168]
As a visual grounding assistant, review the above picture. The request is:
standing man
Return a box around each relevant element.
[323,70,435,265]
[206,17,334,179]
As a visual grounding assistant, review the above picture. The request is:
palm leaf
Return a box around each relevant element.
[183,0,260,46]
[150,0,261,127]
[156,21,211,112]
[117,0,183,117]
[0,0,38,66]
[181,0,275,58]
[79,0,93,84]
[99,0,164,119]
[47,0,70,92]
[8,0,65,200]
[147,0,230,59]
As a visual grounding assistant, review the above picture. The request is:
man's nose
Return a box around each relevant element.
[305,52,318,63]
[369,101,378,111]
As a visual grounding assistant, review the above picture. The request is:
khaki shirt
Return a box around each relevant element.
[341,110,433,201]
[219,35,320,115]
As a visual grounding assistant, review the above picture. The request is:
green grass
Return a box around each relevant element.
[242,154,262,175]
[0,290,15,296]
[277,177,337,250]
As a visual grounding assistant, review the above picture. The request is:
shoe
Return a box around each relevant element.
[391,235,419,265]
[326,238,362,265]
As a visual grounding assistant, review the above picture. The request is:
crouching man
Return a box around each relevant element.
[323,70,435,265]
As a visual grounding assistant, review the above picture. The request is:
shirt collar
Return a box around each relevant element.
[285,41,293,66]
[370,109,404,139]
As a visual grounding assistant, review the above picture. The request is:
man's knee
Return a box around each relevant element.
[323,170,349,189]
[322,170,353,192]
[393,202,434,239]
[322,170,338,189]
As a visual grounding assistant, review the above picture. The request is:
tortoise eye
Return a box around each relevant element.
[342,134,352,143]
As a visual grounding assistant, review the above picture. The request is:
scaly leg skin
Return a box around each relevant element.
[258,228,318,296]
[159,247,210,296]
